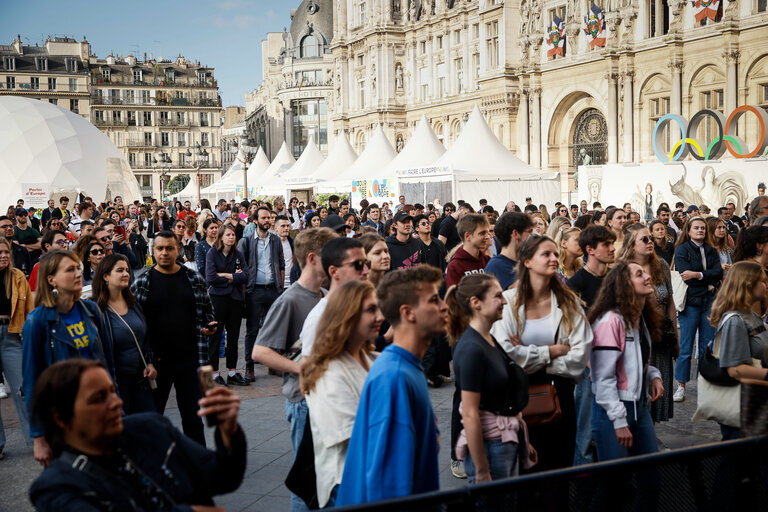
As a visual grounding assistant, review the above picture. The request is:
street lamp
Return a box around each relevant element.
[186,143,209,206]
[232,134,258,200]
[151,152,172,199]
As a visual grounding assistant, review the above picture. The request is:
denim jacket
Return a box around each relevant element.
[22,300,116,438]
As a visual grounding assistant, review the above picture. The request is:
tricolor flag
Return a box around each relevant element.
[692,0,720,22]
[545,15,566,58]
[584,3,607,49]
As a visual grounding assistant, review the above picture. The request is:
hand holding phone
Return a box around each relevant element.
[198,365,218,427]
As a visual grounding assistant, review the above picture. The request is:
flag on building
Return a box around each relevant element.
[691,0,720,22]
[584,3,607,48]
[545,15,566,58]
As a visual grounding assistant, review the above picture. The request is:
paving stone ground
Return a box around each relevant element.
[0,331,719,512]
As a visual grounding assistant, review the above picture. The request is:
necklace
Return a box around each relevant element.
[583,265,607,278]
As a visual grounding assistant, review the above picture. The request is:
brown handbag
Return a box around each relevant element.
[522,382,562,426]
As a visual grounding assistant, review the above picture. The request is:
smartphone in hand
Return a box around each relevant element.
[198,365,218,427]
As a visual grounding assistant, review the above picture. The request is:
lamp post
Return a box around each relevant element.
[231,134,257,200]
[186,143,209,206]
[152,152,172,199]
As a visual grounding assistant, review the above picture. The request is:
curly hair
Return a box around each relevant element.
[587,261,663,341]
[513,236,585,335]
[710,261,765,326]
[300,280,376,394]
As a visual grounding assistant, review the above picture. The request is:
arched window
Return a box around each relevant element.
[434,122,444,145]
[300,35,320,58]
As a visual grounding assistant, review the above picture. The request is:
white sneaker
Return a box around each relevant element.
[673,385,685,402]
[450,459,467,479]
[0,383,8,399]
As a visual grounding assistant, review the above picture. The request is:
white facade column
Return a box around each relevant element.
[622,70,634,163]
[607,72,619,163]
[669,59,683,142]
[531,86,542,168]
[724,49,739,114]
[519,89,530,164]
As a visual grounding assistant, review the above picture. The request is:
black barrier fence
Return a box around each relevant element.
[334,434,768,512]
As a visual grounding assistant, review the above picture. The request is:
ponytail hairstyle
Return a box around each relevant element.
[513,235,585,335]
[445,274,500,346]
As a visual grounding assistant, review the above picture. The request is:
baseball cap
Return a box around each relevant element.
[14,207,28,217]
[393,211,413,224]
[685,205,699,214]
[321,214,348,232]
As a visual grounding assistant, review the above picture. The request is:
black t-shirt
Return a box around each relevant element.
[419,238,446,271]
[143,268,197,361]
[431,217,443,239]
[567,267,604,309]
[453,326,512,414]
[438,215,461,253]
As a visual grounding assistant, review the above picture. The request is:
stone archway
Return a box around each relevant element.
[572,108,608,173]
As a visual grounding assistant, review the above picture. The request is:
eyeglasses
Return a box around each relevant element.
[90,248,105,255]
[53,240,69,247]
[639,236,652,244]
[341,259,368,272]
[0,224,13,230]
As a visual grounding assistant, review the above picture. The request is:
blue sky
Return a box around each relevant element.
[1,0,291,107]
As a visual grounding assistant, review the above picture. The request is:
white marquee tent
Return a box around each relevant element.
[0,96,141,207]
[253,141,296,196]
[397,105,560,208]
[177,148,247,204]
[383,114,446,175]
[244,146,272,193]
[312,133,359,193]
[282,137,326,200]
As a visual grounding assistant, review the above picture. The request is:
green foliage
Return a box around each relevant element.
[168,174,191,194]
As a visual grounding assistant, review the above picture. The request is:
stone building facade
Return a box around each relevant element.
[247,0,768,200]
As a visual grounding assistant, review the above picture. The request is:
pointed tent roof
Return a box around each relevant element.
[433,105,556,179]
[254,141,296,194]
[312,132,358,182]
[195,148,247,199]
[383,115,446,175]
[245,146,271,185]
[334,124,397,182]
[282,137,326,186]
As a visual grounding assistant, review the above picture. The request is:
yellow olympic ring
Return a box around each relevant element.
[668,138,703,162]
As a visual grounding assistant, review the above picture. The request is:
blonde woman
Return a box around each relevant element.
[301,280,383,508]
[491,236,592,472]
[531,213,548,236]
[546,216,571,240]
[707,261,768,439]
[618,224,678,423]
[555,227,583,281]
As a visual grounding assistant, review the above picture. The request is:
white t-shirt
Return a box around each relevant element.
[281,238,293,288]
[520,311,554,346]
[300,298,328,357]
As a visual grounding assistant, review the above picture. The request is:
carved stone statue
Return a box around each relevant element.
[580,148,592,166]
[370,63,377,98]
[409,0,416,21]
[396,134,404,152]
[422,0,431,18]
[395,63,404,89]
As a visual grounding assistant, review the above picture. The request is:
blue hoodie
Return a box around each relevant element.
[336,344,439,505]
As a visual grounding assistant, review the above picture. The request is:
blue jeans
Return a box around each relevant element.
[573,368,595,466]
[463,438,519,484]
[286,399,309,512]
[0,326,32,451]
[591,398,658,460]
[675,295,715,383]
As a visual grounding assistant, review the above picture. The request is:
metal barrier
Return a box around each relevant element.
[335,435,768,512]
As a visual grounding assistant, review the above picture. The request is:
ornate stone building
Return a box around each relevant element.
[247,0,768,199]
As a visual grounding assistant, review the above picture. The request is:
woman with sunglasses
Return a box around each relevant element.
[81,242,105,286]
[618,224,678,423]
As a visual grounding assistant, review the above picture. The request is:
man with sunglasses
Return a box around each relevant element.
[96,220,138,270]
[414,214,446,271]
[387,212,425,270]
[28,230,69,291]
[431,202,455,239]
[438,202,473,253]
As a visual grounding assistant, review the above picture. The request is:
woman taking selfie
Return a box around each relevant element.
[491,235,592,472]
[22,250,115,467]
[92,254,156,414]
[448,274,531,483]
[0,237,34,457]
[302,280,383,508]
[205,224,249,387]
[673,217,723,402]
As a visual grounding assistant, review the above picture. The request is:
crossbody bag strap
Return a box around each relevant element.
[108,306,149,372]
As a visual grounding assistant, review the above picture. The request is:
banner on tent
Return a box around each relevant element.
[351,179,397,204]
[22,183,50,209]
[285,176,317,185]
[396,166,452,177]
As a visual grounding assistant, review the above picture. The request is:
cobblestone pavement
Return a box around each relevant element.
[0,337,719,512]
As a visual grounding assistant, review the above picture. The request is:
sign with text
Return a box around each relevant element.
[22,183,50,209]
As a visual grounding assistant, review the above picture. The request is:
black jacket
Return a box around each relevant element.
[29,413,247,511]
[673,241,723,299]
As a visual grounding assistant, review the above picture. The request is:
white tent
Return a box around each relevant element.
[282,138,326,200]
[0,96,141,207]
[312,133,359,193]
[397,105,560,208]
[245,146,271,192]
[177,148,247,204]
[383,114,446,175]
[253,141,295,196]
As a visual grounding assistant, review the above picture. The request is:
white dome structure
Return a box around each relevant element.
[0,96,141,208]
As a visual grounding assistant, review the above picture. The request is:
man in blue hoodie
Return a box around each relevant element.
[336,265,448,505]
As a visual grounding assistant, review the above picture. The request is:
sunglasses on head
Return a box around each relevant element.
[342,259,368,272]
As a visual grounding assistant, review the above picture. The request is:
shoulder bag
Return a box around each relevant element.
[108,306,156,390]
[699,312,740,386]
[520,326,562,426]
[669,259,688,313]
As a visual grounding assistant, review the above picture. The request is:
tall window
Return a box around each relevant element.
[648,0,670,37]
[437,35,444,49]
[144,133,153,146]
[760,0,767,12]
[486,21,499,69]
[359,80,366,109]
[125,90,135,104]
[30,77,40,90]
[69,78,77,91]
[65,58,77,72]
[128,153,137,167]
[300,35,321,58]
[36,58,47,71]
[649,97,671,153]
[141,90,150,104]
[48,98,58,105]
[69,99,79,114]
[144,153,153,167]
[133,69,142,82]
[5,76,14,89]
[455,58,464,94]
[359,0,367,25]
[102,68,110,81]
[291,99,328,157]
[94,110,104,122]
[178,132,186,147]
[161,132,170,146]
[201,133,209,146]
[200,112,209,127]
[48,78,57,90]
[127,111,137,126]
[700,90,724,142]
[472,53,480,81]
[165,69,175,82]
[3,56,15,70]
[143,111,152,126]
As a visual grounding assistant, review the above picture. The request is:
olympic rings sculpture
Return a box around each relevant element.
[652,105,768,162]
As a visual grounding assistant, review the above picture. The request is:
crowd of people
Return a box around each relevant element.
[0,188,767,510]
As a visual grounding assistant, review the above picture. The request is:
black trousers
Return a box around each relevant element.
[244,286,280,367]
[153,358,205,446]
[210,294,244,371]
[116,372,155,416]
